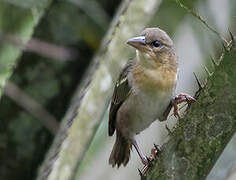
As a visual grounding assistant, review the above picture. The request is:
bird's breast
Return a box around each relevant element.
[118,86,173,137]
[131,64,177,94]
[124,64,177,134]
[117,64,177,137]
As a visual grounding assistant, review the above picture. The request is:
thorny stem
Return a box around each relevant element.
[175,0,227,44]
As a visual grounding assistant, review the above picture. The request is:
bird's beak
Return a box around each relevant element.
[126,36,146,50]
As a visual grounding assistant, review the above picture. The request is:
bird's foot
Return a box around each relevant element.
[149,144,161,161]
[173,93,196,118]
[139,144,162,176]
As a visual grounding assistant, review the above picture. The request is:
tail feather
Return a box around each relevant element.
[109,132,132,167]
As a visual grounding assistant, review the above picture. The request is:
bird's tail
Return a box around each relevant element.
[109,132,132,167]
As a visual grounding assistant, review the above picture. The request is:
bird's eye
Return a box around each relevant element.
[152,41,161,47]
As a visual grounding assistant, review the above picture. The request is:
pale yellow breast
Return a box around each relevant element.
[132,64,177,94]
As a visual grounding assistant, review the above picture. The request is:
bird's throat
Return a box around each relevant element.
[136,50,156,68]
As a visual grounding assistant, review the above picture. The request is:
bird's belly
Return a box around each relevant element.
[117,90,173,137]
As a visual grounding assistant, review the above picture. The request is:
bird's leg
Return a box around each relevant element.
[173,93,196,117]
[138,144,162,176]
[146,144,161,161]
[132,140,148,165]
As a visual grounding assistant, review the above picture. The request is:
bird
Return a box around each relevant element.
[108,27,195,168]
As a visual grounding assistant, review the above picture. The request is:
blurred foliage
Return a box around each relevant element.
[149,0,199,35]
[0,1,49,97]
[0,1,52,178]
[0,0,234,179]
[0,0,120,179]
[45,1,103,49]
[1,0,49,9]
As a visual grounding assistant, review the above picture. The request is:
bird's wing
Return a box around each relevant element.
[108,61,133,136]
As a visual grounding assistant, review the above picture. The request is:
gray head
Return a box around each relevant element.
[126,27,177,66]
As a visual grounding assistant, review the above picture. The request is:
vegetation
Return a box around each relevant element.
[0,0,235,179]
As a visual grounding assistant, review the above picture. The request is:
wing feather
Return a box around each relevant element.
[108,62,133,136]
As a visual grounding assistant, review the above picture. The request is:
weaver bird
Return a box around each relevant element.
[108,27,195,169]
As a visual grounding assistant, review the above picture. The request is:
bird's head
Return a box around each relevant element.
[126,27,177,68]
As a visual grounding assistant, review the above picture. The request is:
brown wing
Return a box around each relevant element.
[108,62,133,136]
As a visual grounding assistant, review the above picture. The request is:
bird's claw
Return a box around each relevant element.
[139,144,162,176]
[173,93,196,118]
[153,144,161,155]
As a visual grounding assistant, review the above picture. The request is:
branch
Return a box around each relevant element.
[145,36,236,179]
